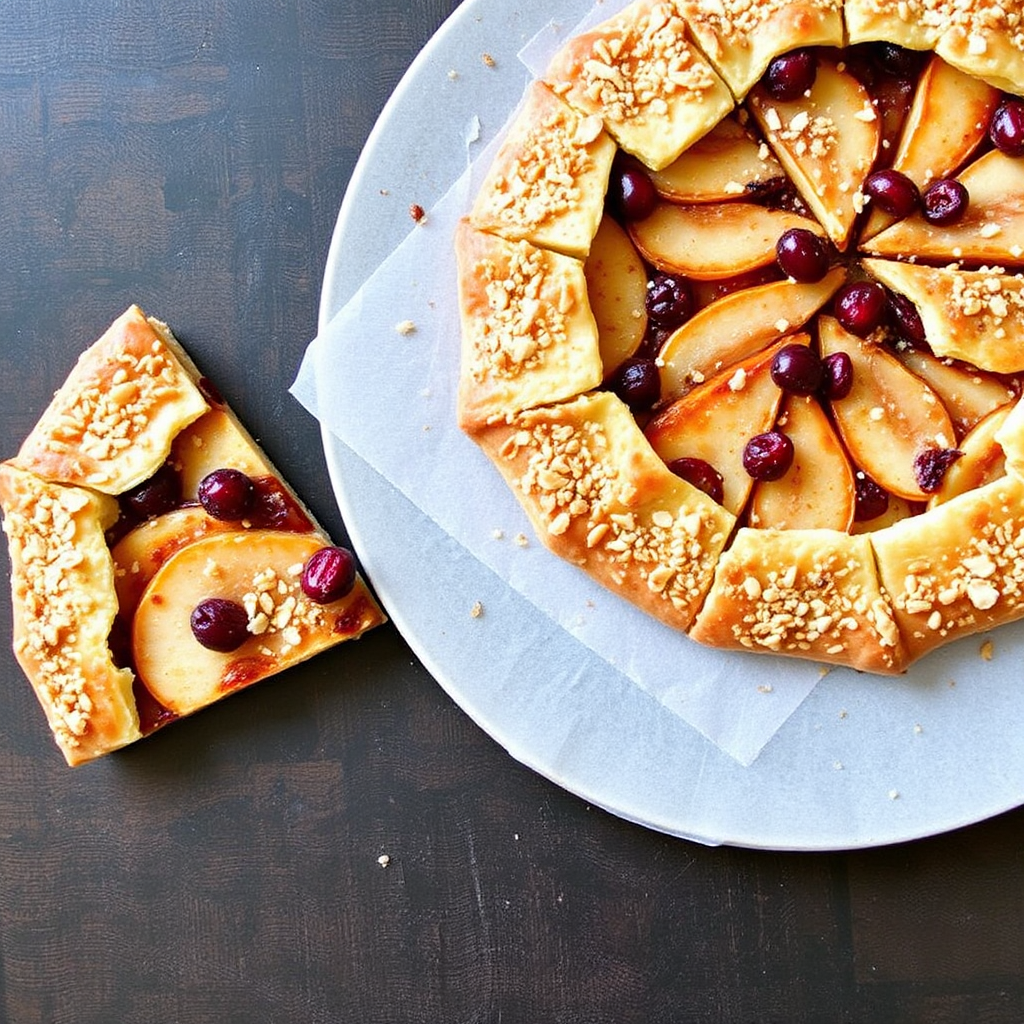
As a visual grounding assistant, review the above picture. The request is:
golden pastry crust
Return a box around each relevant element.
[544,0,735,171]
[13,305,210,494]
[1,307,385,764]
[471,80,617,260]
[870,474,1024,663]
[455,219,603,432]
[475,392,736,631]
[845,0,1024,96]
[0,463,141,765]
[864,259,1024,374]
[676,0,844,100]
[456,0,1024,676]
[689,527,907,674]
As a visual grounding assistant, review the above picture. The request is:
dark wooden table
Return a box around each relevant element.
[2,2,1024,1022]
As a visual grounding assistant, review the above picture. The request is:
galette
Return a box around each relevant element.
[456,0,1024,675]
[0,306,384,764]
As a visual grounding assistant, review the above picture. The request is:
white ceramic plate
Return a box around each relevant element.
[316,0,1024,849]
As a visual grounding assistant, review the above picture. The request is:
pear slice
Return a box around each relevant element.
[892,346,1016,438]
[864,258,1024,374]
[647,116,782,203]
[645,336,796,515]
[629,201,824,281]
[927,402,1011,508]
[864,151,1024,267]
[133,530,381,717]
[748,58,880,252]
[860,55,1000,241]
[748,394,855,532]
[819,316,957,501]
[584,214,649,376]
[111,507,238,619]
[657,267,845,404]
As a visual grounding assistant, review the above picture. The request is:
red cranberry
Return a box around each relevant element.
[646,273,694,329]
[771,343,823,395]
[666,457,725,505]
[609,161,658,221]
[990,99,1024,158]
[922,178,969,225]
[742,431,794,481]
[198,468,256,520]
[609,357,660,411]
[763,49,817,102]
[854,473,890,521]
[914,447,963,493]
[301,546,357,604]
[863,169,920,219]
[887,291,927,347]
[834,281,887,337]
[820,351,854,400]
[121,464,181,520]
[190,598,250,652]
[775,227,830,282]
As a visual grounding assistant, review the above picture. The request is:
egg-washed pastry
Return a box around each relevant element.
[0,306,385,765]
[454,0,1024,675]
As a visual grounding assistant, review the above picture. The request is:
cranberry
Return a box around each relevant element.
[190,598,250,652]
[990,99,1024,158]
[121,464,181,520]
[763,49,817,102]
[922,178,969,225]
[646,273,694,330]
[742,431,794,481]
[608,161,658,221]
[834,281,887,337]
[608,357,660,411]
[854,473,890,521]
[198,468,256,520]
[820,351,854,400]
[914,447,963,493]
[775,227,830,282]
[887,291,927,347]
[863,168,920,219]
[666,457,725,505]
[873,42,922,79]
[771,343,823,395]
[301,546,357,605]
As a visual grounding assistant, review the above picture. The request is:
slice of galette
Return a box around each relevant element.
[456,0,1024,676]
[0,305,384,765]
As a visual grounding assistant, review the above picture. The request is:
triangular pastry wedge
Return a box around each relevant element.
[543,0,735,171]
[470,80,617,261]
[1,306,385,765]
[475,392,736,632]
[675,0,844,101]
[864,259,1024,374]
[689,527,907,674]
[871,474,1024,664]
[455,219,603,433]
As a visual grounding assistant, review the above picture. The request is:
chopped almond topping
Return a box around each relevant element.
[501,416,725,615]
[570,3,720,128]
[470,244,575,381]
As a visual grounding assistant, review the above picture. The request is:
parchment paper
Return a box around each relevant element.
[289,3,840,767]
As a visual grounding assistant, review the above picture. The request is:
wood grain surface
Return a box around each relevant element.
[2,2,1024,1022]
